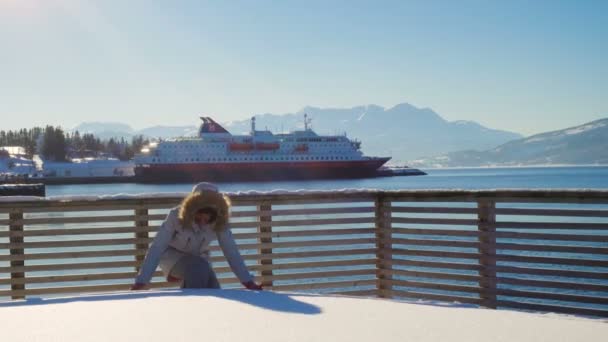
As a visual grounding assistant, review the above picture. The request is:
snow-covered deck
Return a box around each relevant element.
[1,290,605,342]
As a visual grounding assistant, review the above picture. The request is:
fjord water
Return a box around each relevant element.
[45,166,608,196]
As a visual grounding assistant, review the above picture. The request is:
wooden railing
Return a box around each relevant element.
[1,190,607,317]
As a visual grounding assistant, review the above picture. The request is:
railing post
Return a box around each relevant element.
[134,206,149,272]
[375,194,392,298]
[257,201,273,288]
[477,199,497,309]
[9,208,25,300]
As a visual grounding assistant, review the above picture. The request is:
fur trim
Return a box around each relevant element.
[178,192,231,231]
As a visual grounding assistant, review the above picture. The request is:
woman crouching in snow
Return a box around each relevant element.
[131,183,261,291]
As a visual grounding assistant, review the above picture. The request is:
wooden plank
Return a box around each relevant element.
[391,207,477,214]
[392,238,480,249]
[234,206,375,218]
[478,199,498,309]
[255,259,375,271]
[331,289,379,297]
[0,237,154,249]
[495,254,608,267]
[390,290,482,305]
[494,231,608,243]
[0,271,163,285]
[229,238,377,251]
[255,217,375,227]
[495,207,608,217]
[0,201,175,214]
[495,221,608,230]
[2,189,608,211]
[389,269,481,282]
[232,228,375,240]
[384,189,608,204]
[0,198,183,212]
[134,208,150,270]
[9,209,24,300]
[240,197,375,206]
[258,202,273,288]
[266,269,374,281]
[493,265,608,280]
[229,221,270,229]
[0,261,139,273]
[497,300,608,318]
[375,196,392,298]
[0,282,181,297]
[386,259,482,271]
[16,215,140,225]
[392,249,481,260]
[495,242,608,255]
[0,226,158,238]
[497,276,608,292]
[496,288,608,305]
[387,279,483,294]
[216,248,377,262]
[270,279,377,291]
[392,217,478,226]
[0,249,146,262]
[391,228,479,237]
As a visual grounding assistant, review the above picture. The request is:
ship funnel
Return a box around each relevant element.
[199,117,230,136]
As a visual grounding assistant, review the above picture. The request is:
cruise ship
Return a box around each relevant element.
[134,116,390,182]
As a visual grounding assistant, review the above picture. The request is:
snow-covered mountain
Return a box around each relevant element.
[221,103,521,161]
[410,118,608,167]
[72,102,522,161]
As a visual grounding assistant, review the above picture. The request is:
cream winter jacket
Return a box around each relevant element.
[134,194,253,285]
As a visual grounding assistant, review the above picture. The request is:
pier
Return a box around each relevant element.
[1,189,607,317]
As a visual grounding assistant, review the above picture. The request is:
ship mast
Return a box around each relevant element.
[250,116,256,135]
[304,113,312,131]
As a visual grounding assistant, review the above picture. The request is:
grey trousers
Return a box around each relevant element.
[169,254,221,289]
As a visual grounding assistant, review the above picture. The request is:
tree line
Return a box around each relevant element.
[0,126,149,161]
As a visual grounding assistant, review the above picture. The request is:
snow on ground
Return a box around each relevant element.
[0,290,605,342]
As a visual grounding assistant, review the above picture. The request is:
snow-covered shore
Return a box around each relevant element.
[1,290,605,342]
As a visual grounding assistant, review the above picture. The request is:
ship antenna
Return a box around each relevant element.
[251,116,256,134]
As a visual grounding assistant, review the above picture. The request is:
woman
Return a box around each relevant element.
[131,182,262,290]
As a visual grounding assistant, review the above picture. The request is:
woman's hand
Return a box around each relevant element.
[130,283,147,291]
[242,280,262,291]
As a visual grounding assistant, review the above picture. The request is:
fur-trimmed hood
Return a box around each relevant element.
[178,191,231,231]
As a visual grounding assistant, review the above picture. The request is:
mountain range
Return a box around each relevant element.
[72,103,607,167]
[409,118,608,167]
[73,103,522,162]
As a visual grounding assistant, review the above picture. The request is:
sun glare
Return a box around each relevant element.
[1,0,43,13]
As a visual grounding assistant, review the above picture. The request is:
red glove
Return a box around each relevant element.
[242,280,263,291]
[130,283,147,291]
[167,275,181,283]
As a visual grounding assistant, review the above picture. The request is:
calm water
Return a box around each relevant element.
[46,166,608,196]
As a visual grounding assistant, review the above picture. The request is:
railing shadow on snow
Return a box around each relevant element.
[0,289,323,315]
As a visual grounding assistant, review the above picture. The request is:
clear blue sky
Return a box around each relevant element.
[1,0,606,136]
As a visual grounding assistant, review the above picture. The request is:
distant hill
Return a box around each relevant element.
[72,122,197,140]
[71,102,522,161]
[72,122,134,140]
[410,118,608,167]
